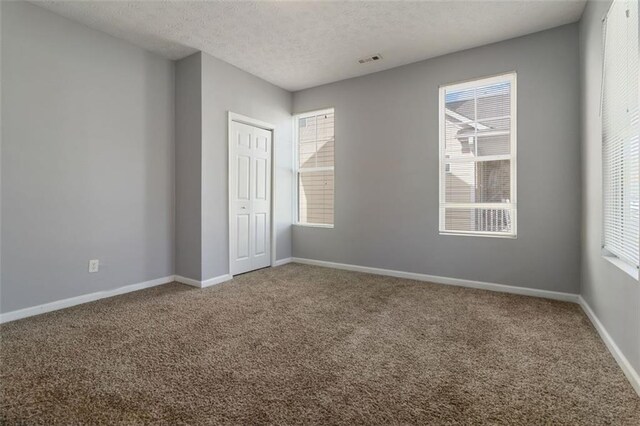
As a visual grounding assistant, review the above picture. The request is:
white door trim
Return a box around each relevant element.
[228,112,277,277]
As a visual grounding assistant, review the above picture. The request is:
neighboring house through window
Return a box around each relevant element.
[439,72,517,237]
[295,108,335,227]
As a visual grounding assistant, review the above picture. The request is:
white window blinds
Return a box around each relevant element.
[602,0,639,269]
[296,109,335,226]
[439,73,517,237]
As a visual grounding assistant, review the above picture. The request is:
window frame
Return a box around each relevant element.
[600,0,640,279]
[438,72,518,238]
[293,107,335,228]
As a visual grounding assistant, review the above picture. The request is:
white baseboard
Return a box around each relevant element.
[174,274,232,288]
[0,275,175,324]
[291,258,579,303]
[578,296,640,396]
[273,257,293,267]
[201,274,232,288]
[1,272,234,324]
[173,275,202,288]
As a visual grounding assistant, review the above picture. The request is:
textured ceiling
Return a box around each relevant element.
[33,0,587,91]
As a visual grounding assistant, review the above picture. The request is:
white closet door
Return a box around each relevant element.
[230,121,271,275]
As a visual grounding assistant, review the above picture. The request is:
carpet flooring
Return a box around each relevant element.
[1,263,639,425]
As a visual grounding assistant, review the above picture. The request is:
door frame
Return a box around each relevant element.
[228,111,277,277]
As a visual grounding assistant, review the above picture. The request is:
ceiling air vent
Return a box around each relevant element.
[358,54,382,64]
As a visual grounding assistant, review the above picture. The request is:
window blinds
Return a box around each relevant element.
[439,73,517,236]
[602,0,639,268]
[297,110,335,225]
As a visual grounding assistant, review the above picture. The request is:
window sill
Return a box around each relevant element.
[602,253,639,280]
[294,223,334,229]
[439,231,517,239]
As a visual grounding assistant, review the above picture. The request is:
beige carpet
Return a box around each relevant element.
[1,264,639,425]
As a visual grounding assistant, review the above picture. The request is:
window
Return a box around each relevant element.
[295,108,335,227]
[602,0,639,274]
[439,72,517,237]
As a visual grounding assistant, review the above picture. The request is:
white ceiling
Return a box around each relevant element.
[33,0,587,91]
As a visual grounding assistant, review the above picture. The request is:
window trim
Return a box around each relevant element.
[293,107,335,228]
[603,249,640,280]
[438,72,518,238]
[600,0,640,279]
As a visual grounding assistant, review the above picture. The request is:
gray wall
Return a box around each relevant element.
[292,24,582,294]
[175,53,202,280]
[174,52,293,281]
[1,2,175,312]
[0,1,3,297]
[579,0,640,376]
[201,53,293,280]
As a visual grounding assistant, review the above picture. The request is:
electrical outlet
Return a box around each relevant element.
[88,259,99,273]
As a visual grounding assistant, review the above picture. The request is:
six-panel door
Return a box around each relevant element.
[230,121,272,275]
